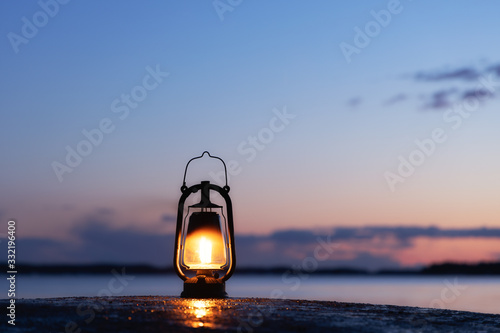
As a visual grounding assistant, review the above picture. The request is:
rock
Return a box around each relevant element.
[1,296,499,332]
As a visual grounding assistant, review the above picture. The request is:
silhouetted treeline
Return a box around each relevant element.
[421,262,500,275]
[7,264,175,275]
[3,261,500,275]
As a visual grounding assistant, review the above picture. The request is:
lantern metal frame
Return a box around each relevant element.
[173,151,236,298]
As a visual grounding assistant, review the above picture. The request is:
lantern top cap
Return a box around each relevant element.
[190,181,222,209]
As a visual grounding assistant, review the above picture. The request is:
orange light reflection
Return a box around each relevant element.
[186,299,213,329]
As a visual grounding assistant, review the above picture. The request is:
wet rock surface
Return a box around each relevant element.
[1,296,499,332]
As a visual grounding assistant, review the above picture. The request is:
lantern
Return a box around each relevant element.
[173,151,236,298]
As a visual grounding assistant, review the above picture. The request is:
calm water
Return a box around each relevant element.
[5,274,499,315]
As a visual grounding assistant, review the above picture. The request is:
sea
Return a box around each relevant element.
[4,274,499,315]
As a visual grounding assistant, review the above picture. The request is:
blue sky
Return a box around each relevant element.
[1,1,500,268]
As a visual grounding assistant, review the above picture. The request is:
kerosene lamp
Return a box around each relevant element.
[173,151,236,298]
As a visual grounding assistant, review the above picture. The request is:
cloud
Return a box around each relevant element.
[16,238,79,263]
[349,61,500,111]
[487,63,500,76]
[329,226,500,240]
[384,93,407,106]
[328,252,401,271]
[12,224,500,270]
[71,219,173,266]
[418,67,499,109]
[415,67,480,82]
[226,226,500,269]
[461,88,494,100]
[375,62,500,111]
[423,89,456,109]
[94,207,115,216]
[416,63,500,109]
[161,214,176,223]
[12,218,174,266]
[347,97,362,108]
[269,229,317,244]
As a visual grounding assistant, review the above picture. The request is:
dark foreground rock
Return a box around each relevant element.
[1,296,499,332]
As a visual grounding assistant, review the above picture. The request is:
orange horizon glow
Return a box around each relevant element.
[395,237,500,267]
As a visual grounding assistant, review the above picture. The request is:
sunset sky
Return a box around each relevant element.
[1,1,500,270]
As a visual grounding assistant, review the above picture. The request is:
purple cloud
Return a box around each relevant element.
[10,223,500,271]
[415,67,480,82]
[347,97,362,108]
[384,93,407,106]
[424,89,455,109]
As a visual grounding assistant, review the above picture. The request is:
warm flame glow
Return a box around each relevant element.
[183,230,226,269]
[199,237,212,264]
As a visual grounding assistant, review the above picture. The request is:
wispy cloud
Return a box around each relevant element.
[461,88,493,100]
[359,62,500,111]
[415,67,480,82]
[423,89,456,109]
[384,93,407,106]
[347,96,362,108]
[329,226,500,240]
[487,64,500,76]
[415,63,499,110]
[161,214,176,223]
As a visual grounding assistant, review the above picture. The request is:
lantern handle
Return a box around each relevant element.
[182,151,229,192]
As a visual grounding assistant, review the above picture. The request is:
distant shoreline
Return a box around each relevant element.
[4,261,500,275]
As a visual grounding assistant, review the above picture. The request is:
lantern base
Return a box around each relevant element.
[181,275,227,298]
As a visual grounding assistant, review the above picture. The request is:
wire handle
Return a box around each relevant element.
[181,151,229,192]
